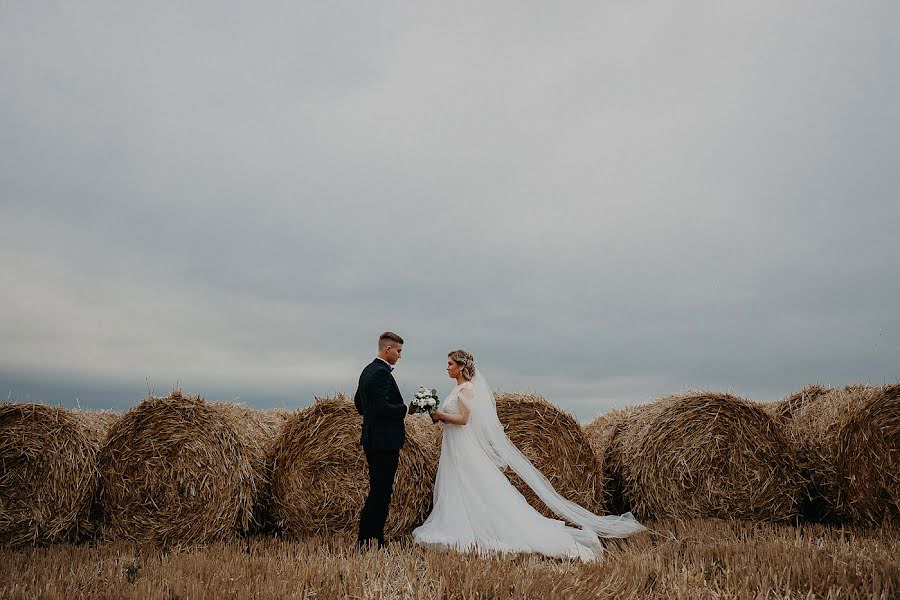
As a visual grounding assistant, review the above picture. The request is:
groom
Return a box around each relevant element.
[354,331,412,548]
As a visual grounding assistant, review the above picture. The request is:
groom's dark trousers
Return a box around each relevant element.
[354,358,407,548]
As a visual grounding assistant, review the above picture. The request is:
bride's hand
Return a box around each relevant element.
[431,411,442,423]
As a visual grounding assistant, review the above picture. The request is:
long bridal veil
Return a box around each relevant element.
[468,369,646,539]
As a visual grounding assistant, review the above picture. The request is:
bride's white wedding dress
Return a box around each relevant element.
[412,370,645,561]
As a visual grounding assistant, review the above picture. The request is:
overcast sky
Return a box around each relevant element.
[2,2,898,420]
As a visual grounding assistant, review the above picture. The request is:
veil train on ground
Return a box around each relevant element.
[467,370,646,540]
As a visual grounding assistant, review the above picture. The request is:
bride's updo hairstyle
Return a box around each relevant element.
[448,349,475,381]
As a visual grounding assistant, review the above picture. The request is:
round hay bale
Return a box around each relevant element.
[619,391,802,521]
[583,405,646,514]
[0,403,117,547]
[767,385,831,423]
[494,392,605,518]
[269,395,437,539]
[98,391,282,545]
[787,383,900,524]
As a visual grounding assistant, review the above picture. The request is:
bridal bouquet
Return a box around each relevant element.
[411,386,439,414]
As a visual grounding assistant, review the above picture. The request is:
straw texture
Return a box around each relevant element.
[787,383,900,524]
[98,391,284,545]
[494,392,606,517]
[766,385,831,423]
[0,403,116,547]
[404,413,443,456]
[268,396,437,539]
[616,391,802,521]
[583,405,646,514]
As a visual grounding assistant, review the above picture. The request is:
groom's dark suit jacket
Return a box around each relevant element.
[354,358,407,451]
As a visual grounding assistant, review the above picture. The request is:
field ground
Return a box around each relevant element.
[1,519,898,599]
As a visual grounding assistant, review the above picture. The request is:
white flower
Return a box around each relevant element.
[411,385,440,414]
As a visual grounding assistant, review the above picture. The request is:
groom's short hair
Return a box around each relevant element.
[379,331,404,350]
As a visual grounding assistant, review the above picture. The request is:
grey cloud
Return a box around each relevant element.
[2,2,898,420]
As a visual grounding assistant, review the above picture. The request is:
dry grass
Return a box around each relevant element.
[0,403,117,547]
[97,391,287,545]
[494,392,606,518]
[404,413,443,456]
[0,519,896,599]
[787,383,900,524]
[583,405,646,514]
[268,395,438,539]
[232,405,295,533]
[592,391,803,521]
[765,385,831,423]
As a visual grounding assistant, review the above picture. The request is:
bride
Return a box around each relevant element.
[412,349,645,561]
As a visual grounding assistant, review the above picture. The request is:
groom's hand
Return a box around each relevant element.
[408,403,415,415]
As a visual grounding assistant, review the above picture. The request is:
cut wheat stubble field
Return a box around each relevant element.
[0,519,897,599]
